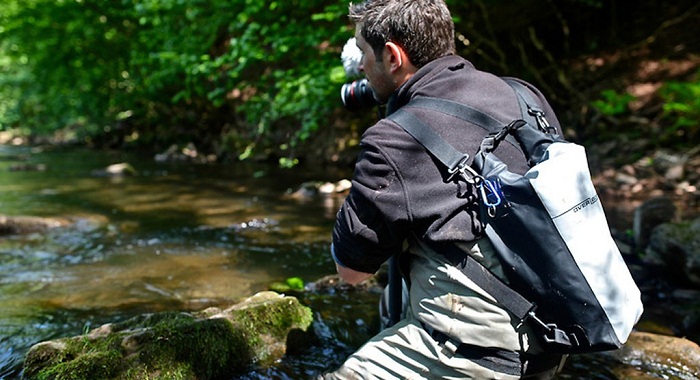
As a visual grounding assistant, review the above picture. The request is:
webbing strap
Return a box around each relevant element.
[408,97,503,132]
[387,78,539,173]
[503,79,535,123]
[504,78,556,134]
[388,109,470,178]
[464,255,535,319]
[438,244,536,320]
[392,97,520,150]
[388,80,579,351]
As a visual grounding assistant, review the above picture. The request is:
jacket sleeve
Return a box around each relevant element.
[332,125,412,274]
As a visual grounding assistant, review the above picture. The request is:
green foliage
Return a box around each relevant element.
[285,276,305,290]
[589,77,700,147]
[3,0,694,163]
[204,1,350,161]
[0,0,135,139]
[591,89,636,116]
[0,0,353,160]
[269,276,306,293]
[658,75,700,144]
[0,1,25,132]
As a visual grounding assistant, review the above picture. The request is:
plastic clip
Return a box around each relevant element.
[525,311,577,349]
[480,136,497,153]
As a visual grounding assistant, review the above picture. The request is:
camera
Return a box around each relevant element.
[340,37,380,112]
[341,78,379,112]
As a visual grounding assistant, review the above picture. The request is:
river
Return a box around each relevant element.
[0,145,690,379]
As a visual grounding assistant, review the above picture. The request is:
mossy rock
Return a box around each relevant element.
[22,291,314,380]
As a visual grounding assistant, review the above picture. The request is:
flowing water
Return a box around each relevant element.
[0,145,359,378]
[0,145,692,379]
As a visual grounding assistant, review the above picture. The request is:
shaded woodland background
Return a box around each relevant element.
[0,0,698,168]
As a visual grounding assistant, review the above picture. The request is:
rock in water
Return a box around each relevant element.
[22,291,314,380]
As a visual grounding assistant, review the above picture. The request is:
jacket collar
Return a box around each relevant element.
[386,55,474,115]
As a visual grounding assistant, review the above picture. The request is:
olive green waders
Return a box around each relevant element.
[320,239,566,379]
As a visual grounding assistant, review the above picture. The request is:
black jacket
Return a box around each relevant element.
[333,55,561,274]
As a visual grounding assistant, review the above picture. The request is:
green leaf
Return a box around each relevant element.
[285,277,305,290]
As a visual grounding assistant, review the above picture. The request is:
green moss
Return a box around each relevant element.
[111,312,197,333]
[29,335,124,380]
[144,317,252,379]
[269,277,306,294]
[231,296,313,341]
[36,350,122,380]
[24,293,314,380]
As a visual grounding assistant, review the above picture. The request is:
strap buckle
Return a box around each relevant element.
[525,311,579,349]
[481,120,525,153]
[527,106,553,133]
[446,154,480,184]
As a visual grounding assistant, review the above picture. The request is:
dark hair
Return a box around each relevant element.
[349,0,456,68]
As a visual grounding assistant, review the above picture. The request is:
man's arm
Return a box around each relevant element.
[336,262,373,285]
[330,126,409,285]
[331,244,374,285]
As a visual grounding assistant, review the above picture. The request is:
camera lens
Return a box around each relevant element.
[341,78,379,111]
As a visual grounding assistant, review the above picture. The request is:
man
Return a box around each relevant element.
[324,0,566,378]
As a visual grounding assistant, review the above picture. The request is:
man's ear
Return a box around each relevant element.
[384,41,407,73]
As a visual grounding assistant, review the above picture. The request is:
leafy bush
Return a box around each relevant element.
[658,75,700,145]
[591,89,636,116]
[0,0,353,159]
[0,0,134,140]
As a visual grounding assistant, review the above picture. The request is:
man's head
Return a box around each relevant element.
[348,0,456,102]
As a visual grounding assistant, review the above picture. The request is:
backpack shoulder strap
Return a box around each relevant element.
[503,78,557,134]
[388,107,471,182]
[408,97,505,132]
[387,96,520,182]
[436,242,537,321]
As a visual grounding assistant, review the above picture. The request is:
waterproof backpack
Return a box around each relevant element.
[388,78,644,354]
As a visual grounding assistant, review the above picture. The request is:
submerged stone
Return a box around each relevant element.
[22,291,314,380]
[0,215,69,235]
[610,331,700,378]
